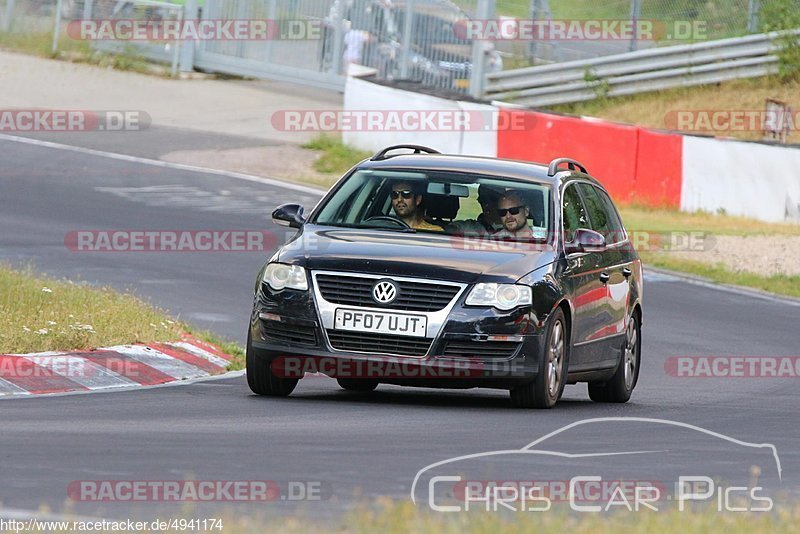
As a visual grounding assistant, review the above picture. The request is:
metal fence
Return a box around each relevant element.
[0,0,796,98]
[491,0,780,66]
[0,0,492,94]
[485,30,797,107]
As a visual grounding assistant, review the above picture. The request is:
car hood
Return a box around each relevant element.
[277,226,557,284]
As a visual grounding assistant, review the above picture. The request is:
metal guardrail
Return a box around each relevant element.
[485,30,800,107]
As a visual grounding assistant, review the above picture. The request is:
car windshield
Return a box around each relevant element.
[312,169,552,242]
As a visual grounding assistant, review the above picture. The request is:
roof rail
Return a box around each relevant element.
[547,158,587,177]
[370,145,441,161]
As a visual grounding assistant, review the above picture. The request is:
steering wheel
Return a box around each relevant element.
[363,215,412,230]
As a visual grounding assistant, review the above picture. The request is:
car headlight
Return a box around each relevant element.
[465,283,532,311]
[262,263,308,291]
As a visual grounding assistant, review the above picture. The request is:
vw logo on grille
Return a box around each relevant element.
[372,280,398,304]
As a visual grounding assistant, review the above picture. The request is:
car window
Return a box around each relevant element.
[562,184,589,243]
[594,187,626,243]
[577,183,624,244]
[313,169,552,241]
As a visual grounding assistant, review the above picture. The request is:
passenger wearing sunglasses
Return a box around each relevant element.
[389,181,443,231]
[447,184,504,236]
[495,192,533,239]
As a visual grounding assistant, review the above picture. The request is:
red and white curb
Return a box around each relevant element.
[0,336,239,397]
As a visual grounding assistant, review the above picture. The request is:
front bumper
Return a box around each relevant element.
[249,280,547,389]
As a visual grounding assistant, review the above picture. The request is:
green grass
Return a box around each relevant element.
[168,499,800,533]
[640,253,800,299]
[302,135,372,175]
[484,0,751,41]
[620,207,800,299]
[0,29,169,76]
[550,77,800,144]
[194,330,245,371]
[0,29,89,58]
[339,500,799,534]
[619,205,800,237]
[0,265,244,369]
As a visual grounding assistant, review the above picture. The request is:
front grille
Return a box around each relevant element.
[315,274,460,312]
[261,320,317,346]
[441,340,520,359]
[326,330,432,357]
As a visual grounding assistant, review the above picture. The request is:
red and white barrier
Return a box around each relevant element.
[344,77,800,223]
[0,336,236,397]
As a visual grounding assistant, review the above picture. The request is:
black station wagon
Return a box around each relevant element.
[247,145,643,408]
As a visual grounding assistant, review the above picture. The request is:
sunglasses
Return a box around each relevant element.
[390,190,415,200]
[497,206,525,217]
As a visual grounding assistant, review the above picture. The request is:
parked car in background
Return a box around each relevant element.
[324,0,502,91]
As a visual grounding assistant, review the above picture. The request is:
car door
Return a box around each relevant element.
[576,183,632,367]
[560,182,608,371]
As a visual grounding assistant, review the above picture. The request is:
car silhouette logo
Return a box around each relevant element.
[373,280,398,304]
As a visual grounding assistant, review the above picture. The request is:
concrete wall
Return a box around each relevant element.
[682,136,800,222]
[343,75,800,223]
[343,76,497,157]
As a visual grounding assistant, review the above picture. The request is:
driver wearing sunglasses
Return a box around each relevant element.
[495,192,533,239]
[389,181,443,231]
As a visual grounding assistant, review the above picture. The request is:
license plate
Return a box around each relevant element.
[334,308,427,338]
[454,78,470,89]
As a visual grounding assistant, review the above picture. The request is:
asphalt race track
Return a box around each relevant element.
[1,136,798,521]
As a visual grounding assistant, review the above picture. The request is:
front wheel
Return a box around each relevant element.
[588,312,641,403]
[246,331,298,397]
[510,308,568,409]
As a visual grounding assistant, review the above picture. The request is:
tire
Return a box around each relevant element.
[588,312,641,403]
[245,331,298,397]
[510,308,568,409]
[337,378,379,392]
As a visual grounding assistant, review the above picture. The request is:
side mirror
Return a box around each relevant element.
[272,203,306,229]
[566,228,606,254]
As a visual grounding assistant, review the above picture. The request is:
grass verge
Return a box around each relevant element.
[302,135,372,176]
[0,265,244,369]
[336,500,798,534]
[138,500,799,533]
[0,29,169,76]
[550,77,800,144]
[620,206,800,299]
[618,205,800,236]
[639,253,800,299]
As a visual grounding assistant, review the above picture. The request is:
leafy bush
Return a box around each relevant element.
[760,0,800,80]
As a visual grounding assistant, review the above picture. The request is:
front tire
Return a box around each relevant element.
[588,312,641,403]
[510,308,568,409]
[246,331,298,397]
